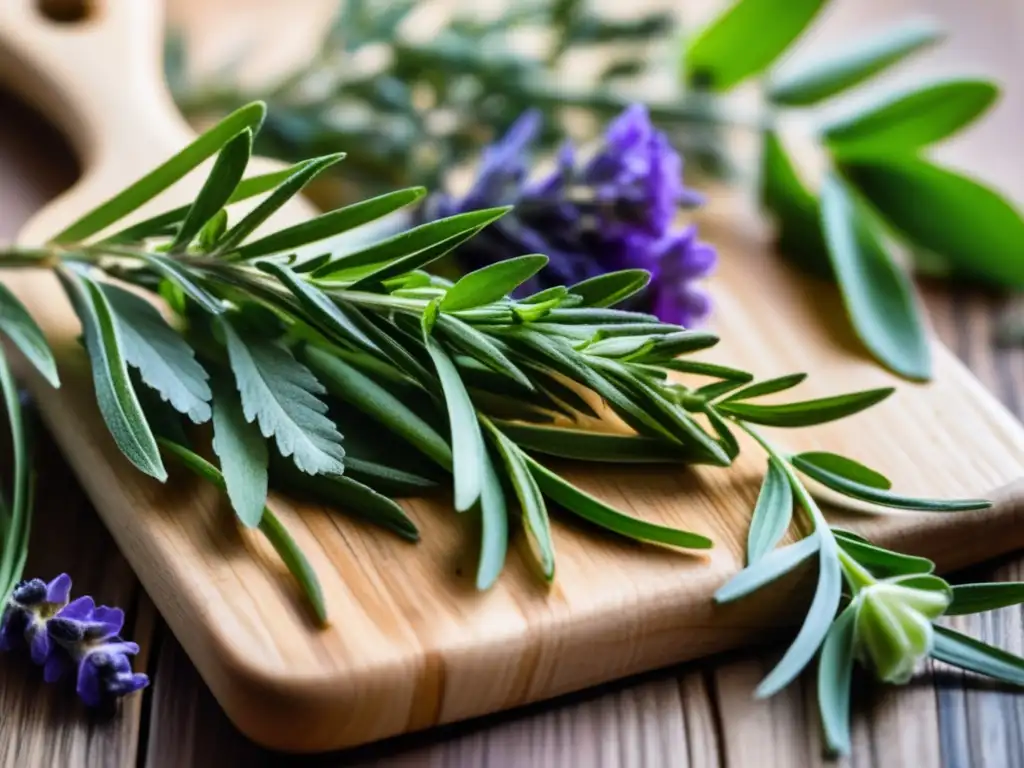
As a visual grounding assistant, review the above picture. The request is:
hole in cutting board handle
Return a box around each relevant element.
[36,0,96,24]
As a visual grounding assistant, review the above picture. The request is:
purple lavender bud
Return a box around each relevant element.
[76,643,148,709]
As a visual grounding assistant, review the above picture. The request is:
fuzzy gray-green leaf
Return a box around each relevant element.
[211,373,268,528]
[746,457,793,564]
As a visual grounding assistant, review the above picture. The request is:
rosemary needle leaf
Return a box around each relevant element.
[756,536,843,698]
[716,534,819,603]
[524,453,712,549]
[718,387,894,427]
[0,282,59,388]
[220,320,345,476]
[343,456,439,497]
[746,457,794,564]
[437,315,533,390]
[817,604,857,756]
[722,372,807,403]
[100,283,212,424]
[946,583,1024,616]
[54,101,266,243]
[58,267,167,481]
[136,253,224,314]
[476,442,510,590]
[833,532,934,577]
[158,438,326,624]
[793,451,891,489]
[932,625,1024,687]
[568,269,650,308]
[496,421,694,464]
[211,373,268,528]
[441,254,549,311]
[171,128,252,253]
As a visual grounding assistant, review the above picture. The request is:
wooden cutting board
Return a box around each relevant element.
[3,0,1024,755]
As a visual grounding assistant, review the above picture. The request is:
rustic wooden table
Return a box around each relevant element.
[0,0,1023,765]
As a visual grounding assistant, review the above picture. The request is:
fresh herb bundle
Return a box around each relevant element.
[0,102,1022,754]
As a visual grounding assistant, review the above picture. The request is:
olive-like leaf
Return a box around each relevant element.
[794,451,891,490]
[441,254,548,311]
[475,441,510,590]
[716,534,819,603]
[747,457,794,564]
[497,421,694,464]
[932,625,1024,687]
[946,583,1024,616]
[818,603,857,756]
[718,387,894,427]
[568,269,650,308]
[0,283,59,388]
[833,532,934,577]
[723,373,807,403]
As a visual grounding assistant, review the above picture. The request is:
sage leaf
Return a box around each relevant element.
[220,320,345,475]
[235,187,425,260]
[211,373,268,528]
[723,373,807,403]
[946,583,1024,616]
[100,283,212,423]
[58,267,166,481]
[717,387,893,427]
[768,20,942,106]
[819,173,931,381]
[171,129,252,252]
[824,79,998,156]
[496,421,693,464]
[475,442,510,590]
[792,455,990,511]
[683,0,826,91]
[833,532,934,578]
[525,454,712,549]
[757,535,843,697]
[794,451,890,489]
[932,625,1024,687]
[158,438,326,623]
[747,457,793,564]
[818,604,857,756]
[441,254,549,311]
[716,534,819,603]
[0,283,59,387]
[568,269,650,308]
[840,157,1024,288]
[54,102,266,243]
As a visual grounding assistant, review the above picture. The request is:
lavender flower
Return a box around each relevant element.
[424,104,716,326]
[0,575,148,708]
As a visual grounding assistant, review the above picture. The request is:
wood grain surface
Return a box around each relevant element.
[0,0,1022,765]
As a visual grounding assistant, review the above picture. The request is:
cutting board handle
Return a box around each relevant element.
[0,0,196,241]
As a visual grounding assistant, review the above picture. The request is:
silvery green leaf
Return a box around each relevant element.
[441,254,548,311]
[568,269,650,308]
[220,319,345,475]
[235,187,425,261]
[496,421,695,464]
[817,604,857,756]
[475,441,510,590]
[58,267,166,481]
[768,20,942,106]
[171,129,252,252]
[0,283,59,387]
[717,387,893,427]
[746,457,793,564]
[99,283,211,423]
[0,345,31,596]
[833,532,934,578]
[211,373,268,528]
[946,583,1024,616]
[437,315,532,390]
[819,173,932,381]
[136,253,223,314]
[55,102,266,243]
[824,79,998,156]
[756,535,843,697]
[722,373,807,402]
[932,625,1024,686]
[793,451,890,489]
[716,534,819,603]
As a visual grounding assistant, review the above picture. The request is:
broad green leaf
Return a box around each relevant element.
[423,329,484,512]
[840,157,1024,288]
[757,535,843,697]
[792,454,990,511]
[301,345,452,469]
[437,315,533,390]
[220,320,345,475]
[211,373,268,528]
[485,420,555,581]
[723,373,807,403]
[475,442,510,590]
[794,451,890,489]
[819,173,932,381]
[171,129,252,252]
[760,132,830,278]
[158,438,326,623]
[526,453,713,549]
[100,283,212,423]
[747,457,793,564]
[567,269,651,308]
[718,387,893,427]
[932,625,1024,686]
[496,421,694,463]
[0,346,31,595]
[768,21,942,106]
[0,283,59,387]
[217,153,345,252]
[136,253,224,314]
[947,583,1024,616]
[55,102,266,243]
[683,0,826,91]
[818,604,857,756]
[234,187,425,261]
[716,534,819,602]
[441,254,548,311]
[824,79,998,156]
[834,532,935,577]
[58,267,166,481]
